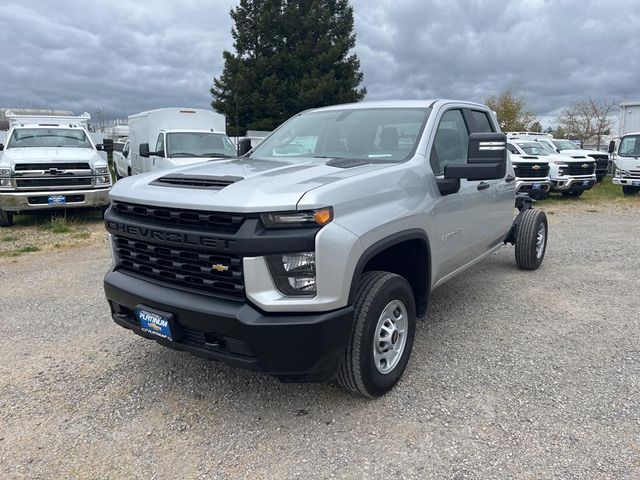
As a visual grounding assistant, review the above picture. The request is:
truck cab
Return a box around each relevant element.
[103,100,548,397]
[609,132,640,195]
[127,108,236,175]
[0,111,112,226]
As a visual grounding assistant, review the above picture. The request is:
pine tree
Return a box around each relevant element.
[211,0,366,135]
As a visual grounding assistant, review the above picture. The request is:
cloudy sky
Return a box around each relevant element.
[0,0,637,124]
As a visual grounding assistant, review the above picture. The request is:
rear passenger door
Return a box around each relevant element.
[430,108,494,280]
[468,109,515,242]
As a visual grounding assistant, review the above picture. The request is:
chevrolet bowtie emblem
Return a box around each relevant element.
[532,165,541,170]
[211,264,229,272]
[582,164,589,168]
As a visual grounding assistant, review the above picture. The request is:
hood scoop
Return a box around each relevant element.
[325,158,371,169]
[150,174,243,190]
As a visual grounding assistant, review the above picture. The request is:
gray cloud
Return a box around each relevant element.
[0,0,638,122]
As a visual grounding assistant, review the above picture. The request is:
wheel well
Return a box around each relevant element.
[360,238,430,317]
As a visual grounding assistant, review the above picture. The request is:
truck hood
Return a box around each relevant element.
[0,147,101,166]
[110,156,393,212]
[558,149,601,158]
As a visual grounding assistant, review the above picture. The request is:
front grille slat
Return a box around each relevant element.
[513,163,550,178]
[115,236,244,299]
[16,177,93,189]
[564,163,596,176]
[112,201,245,234]
[15,162,91,171]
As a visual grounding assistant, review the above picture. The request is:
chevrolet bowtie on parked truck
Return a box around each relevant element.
[0,111,113,227]
[103,100,548,397]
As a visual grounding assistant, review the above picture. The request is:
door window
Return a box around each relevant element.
[155,133,165,156]
[123,141,130,158]
[430,110,469,174]
[507,143,520,155]
[470,110,494,133]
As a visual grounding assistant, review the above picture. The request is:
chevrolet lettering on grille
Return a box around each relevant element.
[106,221,234,250]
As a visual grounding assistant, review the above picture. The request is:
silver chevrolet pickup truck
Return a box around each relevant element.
[103,100,548,397]
[0,112,113,226]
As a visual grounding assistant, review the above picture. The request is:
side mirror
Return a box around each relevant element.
[123,150,129,159]
[97,138,114,153]
[556,148,560,153]
[139,143,150,158]
[0,143,4,151]
[608,140,615,154]
[238,138,252,156]
[444,132,507,181]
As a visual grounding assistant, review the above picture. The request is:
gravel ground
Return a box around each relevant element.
[1,204,639,479]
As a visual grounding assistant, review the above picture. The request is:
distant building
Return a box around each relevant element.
[0,108,74,130]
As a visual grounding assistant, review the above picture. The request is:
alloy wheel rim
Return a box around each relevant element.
[536,223,546,259]
[373,299,408,374]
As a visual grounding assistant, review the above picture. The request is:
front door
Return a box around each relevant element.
[429,108,495,281]
[149,133,165,172]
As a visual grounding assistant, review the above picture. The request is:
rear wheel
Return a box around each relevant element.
[0,209,14,227]
[515,208,547,270]
[337,271,416,398]
[622,186,638,196]
[562,190,584,198]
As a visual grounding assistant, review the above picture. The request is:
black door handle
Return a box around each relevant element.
[505,175,516,183]
[477,182,490,190]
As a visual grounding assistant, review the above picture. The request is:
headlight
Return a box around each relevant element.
[266,252,316,296]
[617,169,629,177]
[94,166,109,175]
[0,178,11,188]
[0,167,11,176]
[95,175,111,186]
[261,207,333,228]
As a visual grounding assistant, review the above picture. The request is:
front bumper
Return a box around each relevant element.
[550,176,596,192]
[515,179,551,194]
[104,270,354,383]
[0,188,111,212]
[612,177,640,186]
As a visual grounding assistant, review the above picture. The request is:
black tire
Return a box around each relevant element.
[561,190,583,198]
[337,271,416,398]
[0,209,14,227]
[515,208,547,270]
[622,186,638,196]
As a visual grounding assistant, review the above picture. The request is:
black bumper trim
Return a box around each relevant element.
[104,270,354,382]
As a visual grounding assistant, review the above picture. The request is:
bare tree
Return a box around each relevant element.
[557,98,616,148]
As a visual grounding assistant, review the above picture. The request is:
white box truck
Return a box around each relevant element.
[128,108,236,175]
[608,102,640,195]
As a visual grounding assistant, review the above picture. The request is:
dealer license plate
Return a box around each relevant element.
[532,183,542,190]
[582,180,591,186]
[135,307,173,341]
[48,195,66,205]
[633,181,640,186]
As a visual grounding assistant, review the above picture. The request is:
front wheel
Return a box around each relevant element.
[337,271,416,398]
[0,209,14,227]
[515,208,547,270]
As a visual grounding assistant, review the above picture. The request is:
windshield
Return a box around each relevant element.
[7,128,91,148]
[167,132,237,158]
[552,139,580,151]
[618,135,640,157]
[517,142,550,156]
[250,108,431,162]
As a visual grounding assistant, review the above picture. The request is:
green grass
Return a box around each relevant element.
[41,216,71,233]
[0,245,40,257]
[537,177,637,205]
[1,234,17,242]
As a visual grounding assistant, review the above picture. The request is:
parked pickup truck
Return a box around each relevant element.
[103,100,548,397]
[535,137,607,182]
[506,140,551,199]
[609,132,640,195]
[507,134,596,197]
[0,111,113,226]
